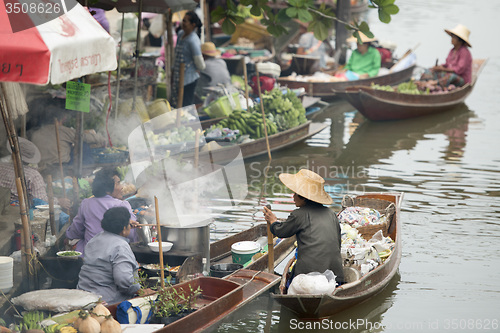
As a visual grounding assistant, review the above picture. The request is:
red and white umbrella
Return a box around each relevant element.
[0,0,117,85]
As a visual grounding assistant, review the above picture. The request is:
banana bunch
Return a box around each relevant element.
[44,323,75,333]
[18,311,45,331]
[217,110,278,139]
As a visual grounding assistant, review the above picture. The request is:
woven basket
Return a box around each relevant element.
[340,196,396,240]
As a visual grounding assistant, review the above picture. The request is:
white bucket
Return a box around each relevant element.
[231,241,261,264]
[0,256,14,293]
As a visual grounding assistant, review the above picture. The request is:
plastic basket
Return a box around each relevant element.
[340,196,396,240]
[203,93,241,119]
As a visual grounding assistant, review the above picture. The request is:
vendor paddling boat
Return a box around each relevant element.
[335,59,487,121]
[273,192,403,319]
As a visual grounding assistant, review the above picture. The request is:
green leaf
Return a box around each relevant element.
[297,9,313,22]
[312,22,329,41]
[250,5,262,16]
[286,7,298,18]
[276,8,291,23]
[384,4,399,14]
[378,9,391,23]
[222,19,236,35]
[232,16,245,24]
[227,0,237,11]
[288,0,301,6]
[211,7,226,22]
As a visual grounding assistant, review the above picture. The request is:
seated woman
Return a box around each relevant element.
[337,32,381,79]
[420,24,472,87]
[263,169,344,286]
[66,168,137,255]
[77,207,152,305]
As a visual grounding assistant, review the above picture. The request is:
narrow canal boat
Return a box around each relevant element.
[335,59,487,121]
[272,192,403,319]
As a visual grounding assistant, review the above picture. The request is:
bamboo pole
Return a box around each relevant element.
[177,63,185,108]
[242,58,249,110]
[255,69,272,161]
[155,196,165,289]
[165,10,173,101]
[54,120,67,202]
[46,175,56,236]
[16,177,37,289]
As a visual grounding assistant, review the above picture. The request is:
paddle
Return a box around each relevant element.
[155,196,165,289]
[265,204,274,273]
[389,43,420,73]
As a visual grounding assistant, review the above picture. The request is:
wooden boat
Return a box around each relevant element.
[272,192,404,319]
[175,224,297,282]
[107,271,280,333]
[194,121,327,164]
[277,65,415,98]
[335,59,487,121]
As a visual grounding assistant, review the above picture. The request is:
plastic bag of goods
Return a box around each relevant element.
[288,270,337,295]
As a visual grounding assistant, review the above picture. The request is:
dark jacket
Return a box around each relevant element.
[270,202,344,283]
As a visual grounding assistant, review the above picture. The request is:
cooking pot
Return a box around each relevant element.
[160,220,210,265]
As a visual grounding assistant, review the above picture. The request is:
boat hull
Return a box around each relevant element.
[272,192,403,319]
[336,59,487,121]
[277,65,415,98]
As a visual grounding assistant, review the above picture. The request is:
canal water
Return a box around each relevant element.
[209,0,500,332]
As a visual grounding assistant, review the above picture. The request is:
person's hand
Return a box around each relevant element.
[359,73,369,79]
[263,206,277,224]
[130,220,140,228]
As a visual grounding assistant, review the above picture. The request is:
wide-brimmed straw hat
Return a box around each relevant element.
[201,42,221,57]
[6,137,41,164]
[279,169,333,205]
[445,24,472,48]
[347,32,377,44]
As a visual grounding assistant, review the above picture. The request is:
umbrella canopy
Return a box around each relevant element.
[78,0,196,14]
[0,0,117,85]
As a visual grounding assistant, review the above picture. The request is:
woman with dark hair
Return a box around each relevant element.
[66,168,137,255]
[78,207,152,305]
[171,11,206,108]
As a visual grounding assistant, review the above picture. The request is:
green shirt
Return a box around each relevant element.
[346,46,381,77]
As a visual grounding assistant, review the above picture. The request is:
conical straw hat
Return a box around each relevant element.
[279,169,333,205]
[347,32,377,44]
[445,24,472,47]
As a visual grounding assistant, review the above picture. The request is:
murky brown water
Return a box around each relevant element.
[210,0,500,331]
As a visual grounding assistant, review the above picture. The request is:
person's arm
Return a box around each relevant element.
[266,209,304,238]
[65,203,86,240]
[367,47,381,77]
[112,247,141,298]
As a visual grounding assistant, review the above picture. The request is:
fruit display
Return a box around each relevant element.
[212,88,306,139]
[249,88,307,131]
[371,80,459,95]
[215,110,278,139]
[146,126,197,145]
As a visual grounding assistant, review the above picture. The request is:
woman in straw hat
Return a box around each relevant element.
[421,24,472,87]
[263,169,344,285]
[336,32,381,79]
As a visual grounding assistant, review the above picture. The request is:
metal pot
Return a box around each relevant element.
[137,226,152,244]
[160,222,210,260]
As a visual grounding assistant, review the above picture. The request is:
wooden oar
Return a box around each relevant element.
[255,68,272,161]
[154,196,165,288]
[265,204,274,273]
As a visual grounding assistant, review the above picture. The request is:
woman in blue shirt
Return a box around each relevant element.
[171,11,206,108]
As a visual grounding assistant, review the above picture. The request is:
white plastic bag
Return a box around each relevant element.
[288,270,337,295]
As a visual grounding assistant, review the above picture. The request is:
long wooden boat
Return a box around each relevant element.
[277,65,415,98]
[193,121,327,164]
[107,271,280,333]
[335,59,487,121]
[174,224,297,282]
[272,192,404,319]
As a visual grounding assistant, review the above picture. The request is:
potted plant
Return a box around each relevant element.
[150,277,202,325]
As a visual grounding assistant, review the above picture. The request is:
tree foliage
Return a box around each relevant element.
[211,0,399,42]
